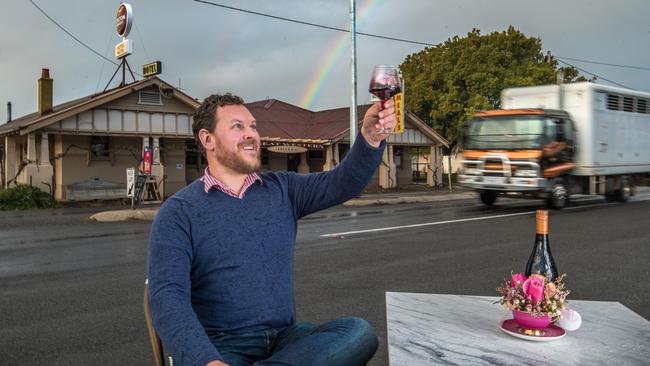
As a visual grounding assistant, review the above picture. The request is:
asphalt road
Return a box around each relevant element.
[1,189,649,365]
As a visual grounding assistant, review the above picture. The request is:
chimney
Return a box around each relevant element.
[6,101,11,122]
[38,68,53,115]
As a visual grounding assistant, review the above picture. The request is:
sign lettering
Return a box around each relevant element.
[126,168,135,197]
[142,61,162,77]
[262,141,324,149]
[267,145,309,154]
[115,39,131,59]
[394,92,405,134]
[116,3,133,38]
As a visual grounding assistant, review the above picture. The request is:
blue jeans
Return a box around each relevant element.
[207,317,378,366]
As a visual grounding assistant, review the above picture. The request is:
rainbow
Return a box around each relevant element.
[300,0,384,110]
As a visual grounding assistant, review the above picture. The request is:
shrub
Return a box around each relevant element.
[0,184,57,210]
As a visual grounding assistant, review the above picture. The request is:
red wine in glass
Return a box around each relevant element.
[369,86,401,101]
[369,65,402,133]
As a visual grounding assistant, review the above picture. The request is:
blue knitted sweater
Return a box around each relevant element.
[147,135,384,366]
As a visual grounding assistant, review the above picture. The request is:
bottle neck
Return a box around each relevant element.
[536,220,548,235]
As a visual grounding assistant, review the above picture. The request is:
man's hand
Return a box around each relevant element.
[206,360,229,366]
[360,99,397,148]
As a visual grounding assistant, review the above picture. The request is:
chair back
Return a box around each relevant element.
[144,279,167,366]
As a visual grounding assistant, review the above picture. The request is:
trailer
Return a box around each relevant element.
[459,82,650,208]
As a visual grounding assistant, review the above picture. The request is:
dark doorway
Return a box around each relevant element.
[287,154,300,172]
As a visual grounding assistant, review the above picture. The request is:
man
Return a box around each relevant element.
[148,93,396,366]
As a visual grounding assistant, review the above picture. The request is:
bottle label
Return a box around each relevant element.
[536,210,548,234]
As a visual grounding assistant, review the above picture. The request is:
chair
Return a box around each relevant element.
[144,279,171,366]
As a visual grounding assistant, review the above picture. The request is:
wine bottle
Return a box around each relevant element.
[524,210,559,282]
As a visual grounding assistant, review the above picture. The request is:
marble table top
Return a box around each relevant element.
[386,292,649,366]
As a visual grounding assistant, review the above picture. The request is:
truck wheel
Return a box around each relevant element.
[479,190,498,206]
[548,183,568,209]
[617,176,632,202]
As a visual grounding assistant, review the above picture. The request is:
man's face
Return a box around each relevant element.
[205,104,261,174]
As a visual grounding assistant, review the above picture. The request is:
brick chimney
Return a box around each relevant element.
[38,68,53,115]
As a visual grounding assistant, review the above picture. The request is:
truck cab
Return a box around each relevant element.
[459,109,576,208]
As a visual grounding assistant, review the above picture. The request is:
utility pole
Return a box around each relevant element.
[349,0,358,145]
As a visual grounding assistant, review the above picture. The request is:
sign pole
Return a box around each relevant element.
[349,0,357,145]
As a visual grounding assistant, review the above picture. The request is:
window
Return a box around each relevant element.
[623,97,634,112]
[90,136,110,160]
[138,91,163,106]
[606,94,620,111]
[606,93,650,114]
[562,119,574,143]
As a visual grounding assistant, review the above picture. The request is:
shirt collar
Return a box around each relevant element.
[200,167,262,198]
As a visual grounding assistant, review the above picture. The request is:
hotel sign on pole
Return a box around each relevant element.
[115,3,133,59]
[115,40,132,59]
[116,3,133,37]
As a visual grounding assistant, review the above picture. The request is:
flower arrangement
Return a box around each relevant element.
[496,273,570,320]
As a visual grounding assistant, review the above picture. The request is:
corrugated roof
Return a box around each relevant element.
[0,77,199,137]
[0,94,95,135]
[1,79,448,147]
[246,99,372,142]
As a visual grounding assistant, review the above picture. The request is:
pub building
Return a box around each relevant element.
[0,70,448,202]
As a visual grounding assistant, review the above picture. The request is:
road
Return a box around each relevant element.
[1,189,649,365]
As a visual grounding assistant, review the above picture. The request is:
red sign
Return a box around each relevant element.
[143,147,152,175]
[116,3,133,38]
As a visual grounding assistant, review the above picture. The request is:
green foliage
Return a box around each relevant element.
[0,184,57,210]
[401,26,585,149]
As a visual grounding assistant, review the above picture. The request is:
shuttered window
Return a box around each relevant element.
[138,91,163,106]
[606,94,649,114]
[623,97,634,112]
[606,94,620,110]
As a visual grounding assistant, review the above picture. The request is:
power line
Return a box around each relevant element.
[29,0,119,67]
[96,28,116,93]
[30,0,640,91]
[192,0,642,89]
[556,59,635,90]
[192,0,435,47]
[29,0,143,79]
[557,56,650,71]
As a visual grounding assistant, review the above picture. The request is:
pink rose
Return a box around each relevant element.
[530,274,546,281]
[511,273,526,288]
[523,276,545,302]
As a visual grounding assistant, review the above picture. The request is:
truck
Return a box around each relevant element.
[459,82,650,208]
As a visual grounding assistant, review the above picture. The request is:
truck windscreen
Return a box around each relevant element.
[465,115,545,150]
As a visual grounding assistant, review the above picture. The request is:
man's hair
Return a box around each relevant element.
[192,93,245,154]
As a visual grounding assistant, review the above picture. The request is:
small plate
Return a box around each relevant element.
[500,319,566,342]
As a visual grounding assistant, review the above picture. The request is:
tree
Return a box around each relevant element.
[400,26,586,151]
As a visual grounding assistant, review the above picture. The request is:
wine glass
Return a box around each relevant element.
[369,65,402,134]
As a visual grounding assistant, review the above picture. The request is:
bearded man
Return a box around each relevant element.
[148,93,396,366]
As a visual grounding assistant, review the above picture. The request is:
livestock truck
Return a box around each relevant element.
[459,82,650,208]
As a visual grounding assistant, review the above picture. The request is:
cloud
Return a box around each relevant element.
[2,0,649,123]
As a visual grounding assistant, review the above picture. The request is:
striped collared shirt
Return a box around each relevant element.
[200,168,262,198]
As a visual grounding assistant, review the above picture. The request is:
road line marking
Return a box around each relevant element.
[320,211,536,237]
[320,197,650,238]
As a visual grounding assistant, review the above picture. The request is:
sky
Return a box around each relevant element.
[1,0,649,124]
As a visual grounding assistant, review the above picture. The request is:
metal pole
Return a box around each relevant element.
[448,154,453,192]
[557,69,565,110]
[349,0,358,145]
